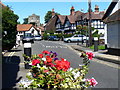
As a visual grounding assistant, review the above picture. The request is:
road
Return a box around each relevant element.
[2,40,119,89]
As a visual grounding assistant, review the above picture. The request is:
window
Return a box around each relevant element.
[92,20,104,29]
[74,35,78,37]
[65,21,70,27]
[56,23,61,29]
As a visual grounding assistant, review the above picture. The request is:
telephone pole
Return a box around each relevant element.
[88,0,92,46]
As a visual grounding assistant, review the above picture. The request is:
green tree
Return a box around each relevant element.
[2,6,19,50]
[44,11,60,23]
[76,25,88,35]
[23,18,28,24]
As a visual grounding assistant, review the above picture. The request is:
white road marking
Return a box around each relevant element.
[45,45,67,48]
[39,43,45,47]
[40,41,119,69]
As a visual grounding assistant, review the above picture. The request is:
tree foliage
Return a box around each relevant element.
[44,11,60,23]
[76,25,97,37]
[2,6,19,50]
[23,18,28,24]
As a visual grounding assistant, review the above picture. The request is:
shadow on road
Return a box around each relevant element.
[2,55,21,89]
[8,49,22,52]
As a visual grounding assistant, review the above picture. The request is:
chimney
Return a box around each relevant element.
[70,6,75,15]
[52,8,55,17]
[95,5,99,12]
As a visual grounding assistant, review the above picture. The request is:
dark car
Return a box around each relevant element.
[22,33,34,43]
[48,36,60,41]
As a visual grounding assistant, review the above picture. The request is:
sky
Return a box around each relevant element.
[3,1,111,24]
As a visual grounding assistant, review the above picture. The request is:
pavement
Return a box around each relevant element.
[70,43,120,65]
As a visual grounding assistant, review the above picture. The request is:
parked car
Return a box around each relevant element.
[64,34,89,43]
[34,35,42,41]
[48,36,60,41]
[22,33,34,43]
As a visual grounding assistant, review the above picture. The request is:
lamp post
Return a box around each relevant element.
[88,0,92,46]
[81,16,84,45]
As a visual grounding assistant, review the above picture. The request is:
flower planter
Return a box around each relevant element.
[19,50,98,89]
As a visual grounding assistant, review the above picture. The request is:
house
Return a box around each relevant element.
[45,5,105,36]
[17,24,41,40]
[36,26,45,36]
[102,0,120,55]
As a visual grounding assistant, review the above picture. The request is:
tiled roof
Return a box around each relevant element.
[45,16,57,31]
[83,11,104,19]
[58,15,66,25]
[67,15,75,23]
[103,9,120,23]
[17,24,33,31]
[45,9,105,31]
[37,26,44,31]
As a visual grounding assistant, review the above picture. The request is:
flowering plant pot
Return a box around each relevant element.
[19,50,98,89]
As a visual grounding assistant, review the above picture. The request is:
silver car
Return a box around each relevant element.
[34,35,42,41]
[64,34,88,43]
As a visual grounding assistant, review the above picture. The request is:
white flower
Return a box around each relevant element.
[64,59,66,61]
[42,58,46,61]
[19,79,34,88]
[68,67,73,71]
[72,71,76,75]
[37,84,41,87]
[74,71,80,79]
[27,72,32,76]
[29,62,32,65]
[37,64,40,68]
[79,64,84,67]
[82,78,86,82]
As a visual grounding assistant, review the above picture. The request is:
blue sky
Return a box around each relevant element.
[3,2,111,24]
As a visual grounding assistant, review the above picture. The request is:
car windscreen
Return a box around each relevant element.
[35,35,41,37]
[24,33,33,38]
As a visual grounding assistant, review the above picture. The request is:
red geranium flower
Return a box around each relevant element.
[42,50,50,54]
[86,52,94,60]
[46,58,52,63]
[55,59,70,71]
[46,55,50,59]
[32,59,41,66]
[38,54,43,58]
[86,77,98,87]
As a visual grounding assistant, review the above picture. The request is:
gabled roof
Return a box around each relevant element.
[103,9,120,23]
[67,15,75,23]
[57,15,66,25]
[17,24,33,31]
[45,15,57,31]
[102,0,119,20]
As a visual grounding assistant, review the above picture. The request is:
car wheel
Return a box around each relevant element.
[67,40,71,43]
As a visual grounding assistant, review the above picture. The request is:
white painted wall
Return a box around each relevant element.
[104,24,107,45]
[25,27,39,36]
[107,21,120,49]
